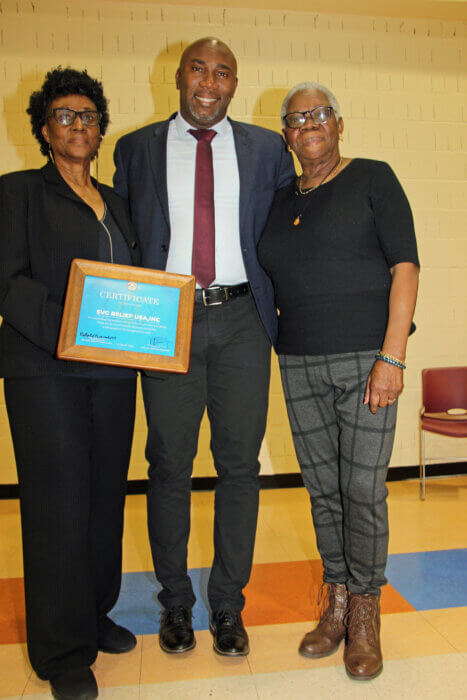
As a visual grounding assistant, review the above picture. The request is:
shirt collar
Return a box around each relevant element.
[174,111,229,139]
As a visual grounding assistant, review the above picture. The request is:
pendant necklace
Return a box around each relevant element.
[293,156,343,227]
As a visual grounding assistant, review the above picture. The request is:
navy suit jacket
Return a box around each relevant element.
[113,116,294,344]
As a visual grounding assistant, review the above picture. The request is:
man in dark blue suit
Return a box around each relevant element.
[114,37,294,658]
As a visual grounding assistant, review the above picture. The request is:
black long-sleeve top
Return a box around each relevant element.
[257,159,419,355]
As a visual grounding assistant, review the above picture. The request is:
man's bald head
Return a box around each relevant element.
[175,36,238,128]
[178,37,237,77]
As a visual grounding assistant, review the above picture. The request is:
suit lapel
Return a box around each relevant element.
[42,162,138,260]
[148,120,170,228]
[41,161,86,206]
[231,120,255,240]
[145,117,255,241]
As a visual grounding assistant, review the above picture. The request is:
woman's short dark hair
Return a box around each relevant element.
[27,66,109,158]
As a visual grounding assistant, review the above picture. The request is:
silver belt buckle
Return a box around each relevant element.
[202,286,229,306]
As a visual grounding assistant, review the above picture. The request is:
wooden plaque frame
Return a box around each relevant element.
[57,259,195,373]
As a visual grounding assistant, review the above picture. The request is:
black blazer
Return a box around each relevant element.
[0,162,141,377]
[113,117,295,344]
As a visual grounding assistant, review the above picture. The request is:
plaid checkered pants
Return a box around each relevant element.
[279,350,397,594]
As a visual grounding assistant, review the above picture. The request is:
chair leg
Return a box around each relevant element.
[420,430,426,500]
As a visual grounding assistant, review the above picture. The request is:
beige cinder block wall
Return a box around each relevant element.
[0,0,465,483]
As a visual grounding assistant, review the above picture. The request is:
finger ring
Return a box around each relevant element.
[388,399,395,404]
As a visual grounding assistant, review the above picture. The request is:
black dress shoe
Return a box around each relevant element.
[210,609,249,656]
[50,666,98,700]
[98,620,137,654]
[159,605,195,653]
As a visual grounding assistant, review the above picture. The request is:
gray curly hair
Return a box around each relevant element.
[280,82,341,124]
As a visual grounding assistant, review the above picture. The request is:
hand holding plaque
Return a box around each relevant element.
[57,260,195,373]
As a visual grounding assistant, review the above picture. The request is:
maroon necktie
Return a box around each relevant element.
[189,128,217,289]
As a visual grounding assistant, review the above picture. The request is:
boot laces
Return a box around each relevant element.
[317,583,334,622]
[316,583,346,632]
[345,596,378,646]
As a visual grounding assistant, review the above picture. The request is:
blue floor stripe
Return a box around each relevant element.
[385,548,467,611]
[111,569,211,634]
[110,548,467,635]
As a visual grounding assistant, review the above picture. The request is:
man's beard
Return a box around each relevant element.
[188,99,227,126]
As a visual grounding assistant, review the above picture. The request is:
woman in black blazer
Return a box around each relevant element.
[0,68,140,700]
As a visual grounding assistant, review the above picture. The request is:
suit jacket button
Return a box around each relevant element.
[161,244,168,252]
[131,241,137,249]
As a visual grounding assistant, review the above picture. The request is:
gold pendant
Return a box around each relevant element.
[293,216,300,226]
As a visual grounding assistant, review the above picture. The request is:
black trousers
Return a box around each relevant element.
[142,293,271,612]
[4,376,136,680]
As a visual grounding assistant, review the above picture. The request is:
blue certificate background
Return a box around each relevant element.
[75,276,180,357]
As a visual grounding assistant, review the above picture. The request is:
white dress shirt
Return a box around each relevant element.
[165,112,247,286]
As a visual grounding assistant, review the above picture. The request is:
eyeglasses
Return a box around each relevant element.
[47,108,102,127]
[284,106,334,129]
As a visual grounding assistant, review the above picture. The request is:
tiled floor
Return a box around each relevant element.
[0,476,466,698]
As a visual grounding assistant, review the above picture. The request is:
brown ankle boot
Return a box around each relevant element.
[299,583,348,658]
[344,593,383,680]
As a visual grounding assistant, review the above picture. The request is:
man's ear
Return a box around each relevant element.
[175,68,181,90]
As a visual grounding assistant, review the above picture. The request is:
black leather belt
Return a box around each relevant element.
[195,283,250,306]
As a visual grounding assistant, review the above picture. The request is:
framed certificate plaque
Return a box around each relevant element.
[57,260,195,373]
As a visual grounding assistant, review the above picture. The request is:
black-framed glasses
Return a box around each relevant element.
[47,108,102,127]
[284,106,334,129]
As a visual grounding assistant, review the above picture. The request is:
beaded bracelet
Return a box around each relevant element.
[375,351,406,370]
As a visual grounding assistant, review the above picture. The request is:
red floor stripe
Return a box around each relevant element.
[244,560,415,626]
[0,577,26,644]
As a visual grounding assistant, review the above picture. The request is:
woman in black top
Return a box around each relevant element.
[0,68,141,700]
[258,82,419,681]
